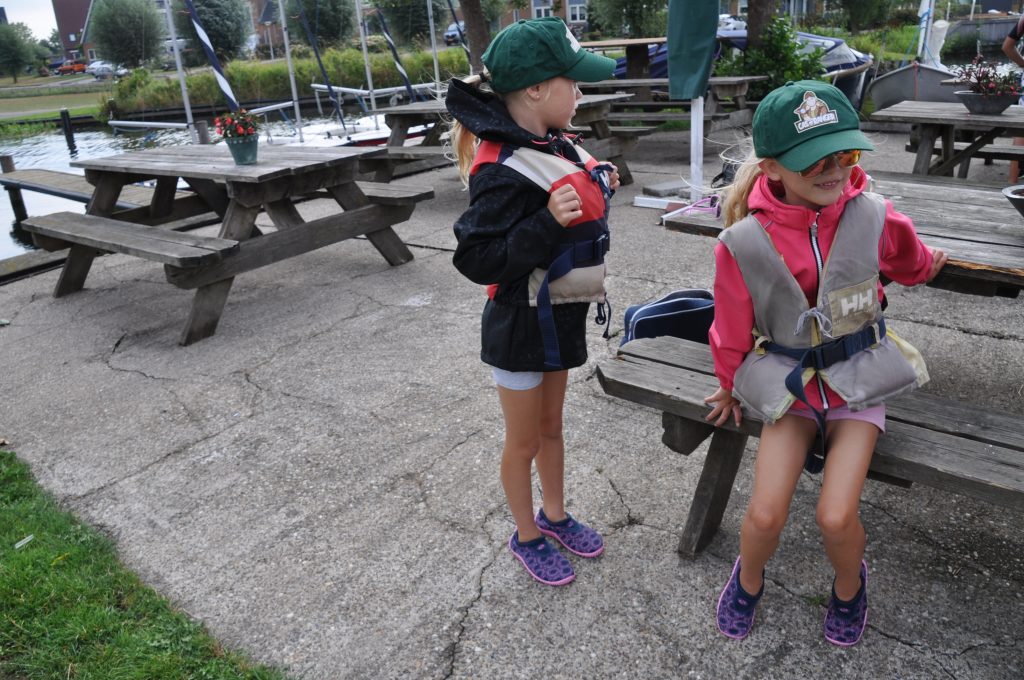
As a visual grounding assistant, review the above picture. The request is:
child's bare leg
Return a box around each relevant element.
[497,384,543,541]
[739,414,817,594]
[534,370,568,521]
[817,419,878,600]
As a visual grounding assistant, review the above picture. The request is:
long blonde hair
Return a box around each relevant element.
[720,150,764,227]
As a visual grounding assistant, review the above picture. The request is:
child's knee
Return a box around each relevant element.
[744,503,787,537]
[815,503,859,536]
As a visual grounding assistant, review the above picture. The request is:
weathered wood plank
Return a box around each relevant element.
[617,336,1024,452]
[164,203,413,289]
[22,212,238,267]
[355,181,434,206]
[598,337,1024,510]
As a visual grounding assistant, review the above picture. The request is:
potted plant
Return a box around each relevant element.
[951,56,1021,115]
[215,109,260,165]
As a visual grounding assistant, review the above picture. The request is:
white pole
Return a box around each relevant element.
[690,96,704,202]
[280,1,303,142]
[426,0,441,94]
[163,0,196,143]
[354,0,377,121]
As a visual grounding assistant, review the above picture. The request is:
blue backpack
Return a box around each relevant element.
[621,289,715,346]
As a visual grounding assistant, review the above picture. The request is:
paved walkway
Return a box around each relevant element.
[1,128,1022,678]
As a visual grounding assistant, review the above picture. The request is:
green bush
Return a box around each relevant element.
[714,17,825,100]
[105,47,470,115]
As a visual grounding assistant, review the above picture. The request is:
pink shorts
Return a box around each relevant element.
[787,403,886,433]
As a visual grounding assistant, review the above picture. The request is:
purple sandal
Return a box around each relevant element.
[824,560,869,647]
[508,532,575,586]
[535,508,604,557]
[716,556,763,640]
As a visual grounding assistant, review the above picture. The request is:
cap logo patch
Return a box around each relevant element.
[793,91,838,133]
[565,26,581,52]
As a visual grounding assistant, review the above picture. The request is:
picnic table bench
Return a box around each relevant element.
[597,336,1024,557]
[21,145,434,345]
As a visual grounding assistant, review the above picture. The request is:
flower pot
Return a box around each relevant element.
[954,90,1019,115]
[1002,185,1024,220]
[224,136,258,165]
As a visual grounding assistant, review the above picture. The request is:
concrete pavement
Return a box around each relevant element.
[1,127,1022,678]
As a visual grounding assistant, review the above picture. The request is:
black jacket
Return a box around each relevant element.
[446,78,609,372]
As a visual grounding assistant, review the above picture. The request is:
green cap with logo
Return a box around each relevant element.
[753,80,873,172]
[482,18,616,94]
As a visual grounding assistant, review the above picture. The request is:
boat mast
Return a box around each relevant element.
[162,0,196,143]
[354,0,378,125]
[278,1,304,142]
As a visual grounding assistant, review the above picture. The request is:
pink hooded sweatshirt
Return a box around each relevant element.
[710,166,935,411]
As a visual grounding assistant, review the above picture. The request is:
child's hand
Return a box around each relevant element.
[603,163,621,192]
[926,247,948,283]
[704,386,743,428]
[548,184,583,226]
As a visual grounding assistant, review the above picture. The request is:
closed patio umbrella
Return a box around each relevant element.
[667,0,718,200]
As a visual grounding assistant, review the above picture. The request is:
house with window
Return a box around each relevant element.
[492,0,590,34]
[51,0,92,61]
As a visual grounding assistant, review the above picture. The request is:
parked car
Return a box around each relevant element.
[92,63,129,79]
[85,60,110,75]
[444,21,464,46]
[57,59,87,75]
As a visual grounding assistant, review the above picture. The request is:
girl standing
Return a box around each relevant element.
[705,80,948,644]
[446,18,619,586]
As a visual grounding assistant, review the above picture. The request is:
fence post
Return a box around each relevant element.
[195,120,211,144]
[59,109,77,155]
[1,155,28,222]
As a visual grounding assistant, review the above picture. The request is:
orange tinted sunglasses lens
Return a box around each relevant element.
[799,149,861,178]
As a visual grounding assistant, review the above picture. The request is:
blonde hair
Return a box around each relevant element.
[720,150,764,227]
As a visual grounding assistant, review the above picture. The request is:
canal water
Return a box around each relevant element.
[0,115,364,261]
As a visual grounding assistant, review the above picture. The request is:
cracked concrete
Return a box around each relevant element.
[1,128,1022,678]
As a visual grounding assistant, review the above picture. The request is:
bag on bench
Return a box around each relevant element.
[621,289,715,346]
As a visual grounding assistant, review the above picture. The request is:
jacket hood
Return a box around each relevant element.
[444,77,576,151]
[748,165,869,228]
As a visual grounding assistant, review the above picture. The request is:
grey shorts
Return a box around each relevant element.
[491,367,543,391]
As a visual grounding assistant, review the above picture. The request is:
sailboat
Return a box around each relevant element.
[863,0,959,110]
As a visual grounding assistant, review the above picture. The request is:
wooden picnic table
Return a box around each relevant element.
[870,100,1024,176]
[374,93,641,184]
[22,144,433,344]
[662,171,1024,298]
[580,75,768,113]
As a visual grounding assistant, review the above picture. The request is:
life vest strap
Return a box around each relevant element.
[537,234,612,369]
[763,318,886,473]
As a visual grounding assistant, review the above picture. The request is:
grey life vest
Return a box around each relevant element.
[719,192,929,424]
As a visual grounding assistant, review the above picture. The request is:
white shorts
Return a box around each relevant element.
[491,367,543,391]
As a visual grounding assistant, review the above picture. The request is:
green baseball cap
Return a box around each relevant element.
[482,18,616,94]
[753,80,873,172]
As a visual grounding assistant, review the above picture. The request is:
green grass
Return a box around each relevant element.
[0,450,289,679]
[0,92,105,120]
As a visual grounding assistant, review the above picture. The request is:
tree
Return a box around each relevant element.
[287,0,355,48]
[89,0,165,68]
[0,24,34,82]
[372,0,447,44]
[836,0,888,32]
[588,0,667,39]
[746,0,774,51]
[458,0,490,73]
[42,29,62,56]
[173,0,251,65]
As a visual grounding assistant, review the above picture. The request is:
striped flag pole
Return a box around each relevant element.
[445,0,471,64]
[293,0,347,130]
[182,0,240,111]
[373,10,417,101]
